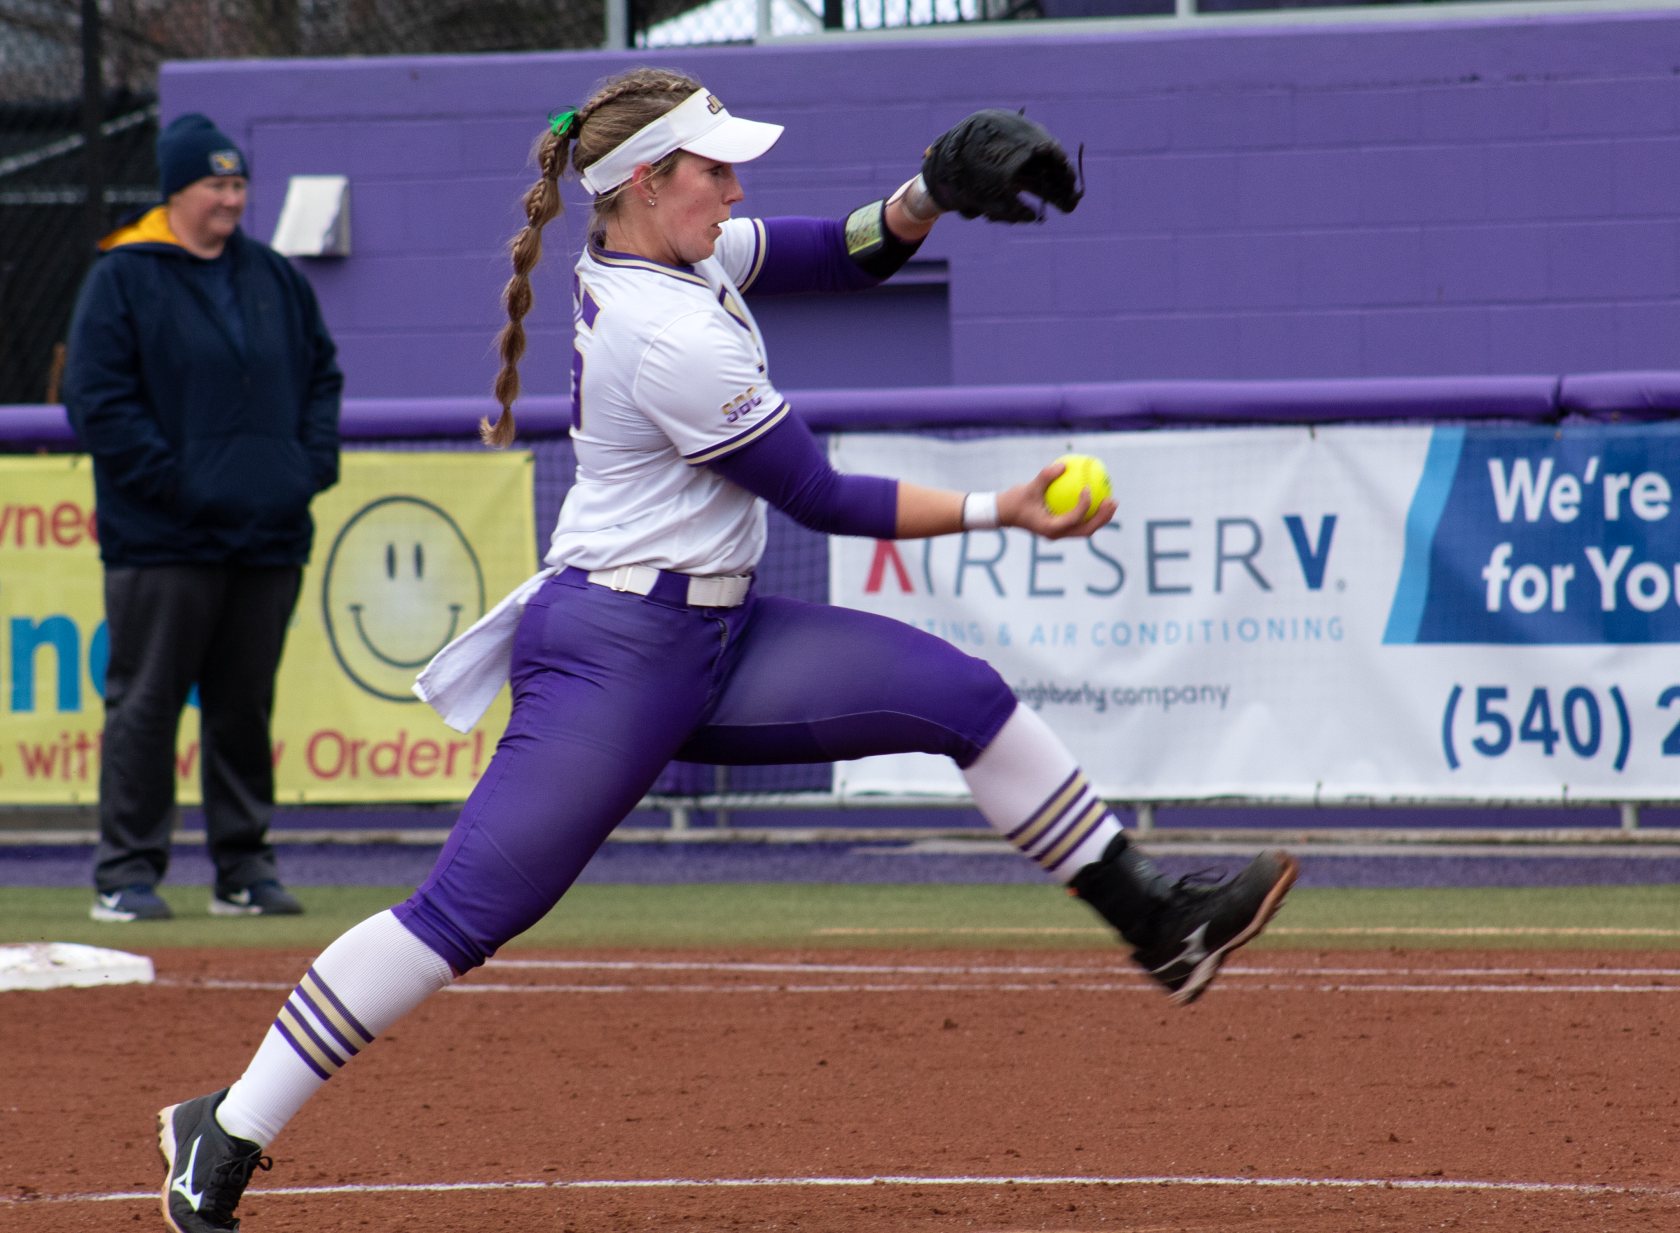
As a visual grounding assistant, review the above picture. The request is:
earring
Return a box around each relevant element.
[646,197,657,206]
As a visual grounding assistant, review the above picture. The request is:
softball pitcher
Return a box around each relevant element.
[155,68,1296,1233]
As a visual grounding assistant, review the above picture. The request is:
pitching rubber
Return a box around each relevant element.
[1172,850,1300,1007]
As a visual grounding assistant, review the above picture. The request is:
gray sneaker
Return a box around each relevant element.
[210,880,303,916]
[91,884,173,922]
[157,1088,270,1232]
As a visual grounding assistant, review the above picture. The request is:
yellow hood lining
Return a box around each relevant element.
[99,205,184,252]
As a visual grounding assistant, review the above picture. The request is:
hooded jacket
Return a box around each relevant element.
[63,206,343,568]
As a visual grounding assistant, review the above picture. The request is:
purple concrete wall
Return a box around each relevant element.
[162,10,1680,399]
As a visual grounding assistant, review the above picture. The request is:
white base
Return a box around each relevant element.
[0,942,155,991]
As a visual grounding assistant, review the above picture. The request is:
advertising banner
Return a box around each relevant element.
[0,457,104,804]
[829,425,1680,803]
[0,452,533,804]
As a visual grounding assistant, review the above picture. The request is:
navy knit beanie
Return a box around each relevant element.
[157,113,248,198]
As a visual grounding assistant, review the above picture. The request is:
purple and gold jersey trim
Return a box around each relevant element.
[272,967,376,1082]
[717,286,752,333]
[684,400,789,467]
[1006,770,1112,873]
[576,279,602,331]
[735,219,769,293]
[589,243,708,288]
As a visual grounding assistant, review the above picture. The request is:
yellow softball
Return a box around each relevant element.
[1043,454,1112,517]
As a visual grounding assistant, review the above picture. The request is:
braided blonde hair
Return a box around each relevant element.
[483,67,705,448]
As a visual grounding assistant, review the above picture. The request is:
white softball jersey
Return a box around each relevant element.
[414,217,782,730]
[548,217,781,577]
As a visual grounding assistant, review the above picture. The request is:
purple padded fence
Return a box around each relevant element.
[1557,371,1680,418]
[5,372,1674,444]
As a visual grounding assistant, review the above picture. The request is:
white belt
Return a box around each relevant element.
[585,564,752,608]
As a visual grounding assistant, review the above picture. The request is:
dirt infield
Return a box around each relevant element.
[7,947,1680,1232]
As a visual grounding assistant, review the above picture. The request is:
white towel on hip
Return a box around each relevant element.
[412,567,558,733]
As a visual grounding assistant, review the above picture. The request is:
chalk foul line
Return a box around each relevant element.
[153,959,1680,997]
[21,1173,1678,1206]
[814,926,1680,937]
[1268,927,1680,937]
[482,959,1680,978]
[152,978,1680,996]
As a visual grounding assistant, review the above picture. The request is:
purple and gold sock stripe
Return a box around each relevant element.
[1005,770,1085,851]
[272,968,376,1082]
[1039,799,1112,873]
[1007,771,1112,872]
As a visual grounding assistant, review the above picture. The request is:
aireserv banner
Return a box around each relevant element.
[829,425,1680,803]
[0,452,533,804]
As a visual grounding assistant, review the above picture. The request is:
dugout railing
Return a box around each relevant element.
[5,371,1680,845]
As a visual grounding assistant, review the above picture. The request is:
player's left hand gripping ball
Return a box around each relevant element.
[1043,454,1111,518]
[921,109,1084,223]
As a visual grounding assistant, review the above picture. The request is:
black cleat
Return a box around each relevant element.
[1071,835,1297,1006]
[157,1089,271,1232]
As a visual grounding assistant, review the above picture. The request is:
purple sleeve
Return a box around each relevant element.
[739,217,881,297]
[708,410,899,539]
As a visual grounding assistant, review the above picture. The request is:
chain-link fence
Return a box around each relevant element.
[0,90,154,403]
[640,0,820,47]
[633,0,1030,43]
[0,0,615,407]
[639,0,1533,47]
[1,0,609,101]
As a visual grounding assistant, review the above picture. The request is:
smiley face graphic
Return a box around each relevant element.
[321,496,486,702]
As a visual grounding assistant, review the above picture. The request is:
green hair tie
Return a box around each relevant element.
[548,107,579,137]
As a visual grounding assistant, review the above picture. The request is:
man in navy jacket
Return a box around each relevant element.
[65,113,342,922]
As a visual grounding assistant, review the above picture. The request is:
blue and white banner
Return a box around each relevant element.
[828,426,1680,803]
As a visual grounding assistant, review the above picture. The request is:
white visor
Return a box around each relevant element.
[578,89,784,197]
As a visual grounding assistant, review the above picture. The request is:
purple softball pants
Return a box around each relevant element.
[394,569,1017,972]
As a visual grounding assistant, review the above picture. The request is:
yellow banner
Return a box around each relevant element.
[0,451,534,804]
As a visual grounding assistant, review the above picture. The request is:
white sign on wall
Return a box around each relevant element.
[828,425,1680,804]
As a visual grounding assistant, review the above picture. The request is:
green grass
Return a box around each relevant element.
[5,882,1680,951]
[1268,884,1680,948]
[1,886,410,949]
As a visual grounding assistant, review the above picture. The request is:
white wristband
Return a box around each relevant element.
[962,491,1000,531]
[891,174,944,224]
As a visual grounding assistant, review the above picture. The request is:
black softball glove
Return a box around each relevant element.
[920,109,1083,223]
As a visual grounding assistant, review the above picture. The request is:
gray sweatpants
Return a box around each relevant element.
[93,564,300,895]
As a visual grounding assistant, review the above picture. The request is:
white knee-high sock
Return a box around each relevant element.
[962,705,1123,883]
[215,909,454,1147]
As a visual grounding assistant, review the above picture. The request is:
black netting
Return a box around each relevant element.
[0,2,610,101]
[0,90,158,403]
[0,0,608,407]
